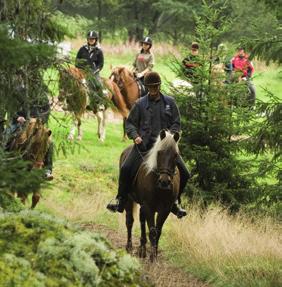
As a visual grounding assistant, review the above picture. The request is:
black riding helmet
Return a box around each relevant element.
[87,30,98,39]
[144,72,161,86]
[141,36,152,46]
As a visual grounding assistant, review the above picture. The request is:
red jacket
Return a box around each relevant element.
[231,55,254,78]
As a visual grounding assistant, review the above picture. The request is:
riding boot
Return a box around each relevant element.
[171,200,187,219]
[106,182,129,213]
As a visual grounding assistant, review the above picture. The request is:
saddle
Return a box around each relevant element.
[136,78,147,98]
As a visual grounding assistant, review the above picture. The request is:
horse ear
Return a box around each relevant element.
[173,132,180,142]
[160,129,166,140]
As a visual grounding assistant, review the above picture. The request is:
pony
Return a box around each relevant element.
[110,66,141,139]
[121,130,180,262]
[58,66,128,142]
[7,118,52,208]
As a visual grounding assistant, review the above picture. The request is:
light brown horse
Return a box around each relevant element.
[110,66,140,139]
[121,130,180,262]
[59,66,128,141]
[7,118,52,208]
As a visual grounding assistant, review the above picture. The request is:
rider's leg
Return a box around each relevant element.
[44,141,54,180]
[107,145,143,213]
[171,155,190,218]
[247,80,256,106]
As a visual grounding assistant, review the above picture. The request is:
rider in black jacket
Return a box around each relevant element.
[107,72,190,219]
[75,30,104,77]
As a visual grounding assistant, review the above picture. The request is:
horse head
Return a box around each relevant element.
[145,130,180,190]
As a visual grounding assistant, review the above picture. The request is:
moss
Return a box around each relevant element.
[0,211,150,287]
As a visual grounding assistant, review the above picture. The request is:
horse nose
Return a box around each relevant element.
[158,176,171,189]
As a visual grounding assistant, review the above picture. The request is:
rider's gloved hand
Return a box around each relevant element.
[134,136,143,145]
[17,117,26,124]
[136,73,143,79]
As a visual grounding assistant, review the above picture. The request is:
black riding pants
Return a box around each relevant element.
[117,145,190,200]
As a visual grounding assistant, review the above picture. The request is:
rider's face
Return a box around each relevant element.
[87,38,96,45]
[142,43,150,51]
[238,49,245,57]
[147,84,160,99]
[191,48,198,55]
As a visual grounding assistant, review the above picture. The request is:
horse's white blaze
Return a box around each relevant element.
[144,131,179,174]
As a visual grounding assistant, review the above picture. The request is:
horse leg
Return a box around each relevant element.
[122,118,128,141]
[68,119,76,141]
[125,200,134,253]
[96,108,106,142]
[155,209,170,256]
[138,205,147,258]
[31,192,40,209]
[77,117,82,141]
[144,207,157,262]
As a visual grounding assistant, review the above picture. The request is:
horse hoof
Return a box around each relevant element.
[77,135,82,141]
[138,247,146,258]
[126,244,133,253]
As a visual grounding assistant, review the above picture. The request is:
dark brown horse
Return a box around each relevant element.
[110,66,140,139]
[8,118,52,208]
[59,66,128,141]
[121,130,180,262]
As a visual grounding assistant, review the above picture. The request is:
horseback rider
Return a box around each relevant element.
[231,47,256,104]
[214,43,233,83]
[2,73,54,180]
[133,36,154,96]
[75,30,104,78]
[182,42,201,84]
[107,71,190,219]
[75,30,105,109]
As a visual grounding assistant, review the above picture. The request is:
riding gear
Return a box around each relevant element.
[191,42,199,50]
[141,36,152,46]
[87,30,98,39]
[144,71,161,86]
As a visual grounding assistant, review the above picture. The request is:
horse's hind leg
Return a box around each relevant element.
[31,192,40,209]
[96,108,106,142]
[125,200,134,253]
[138,205,147,258]
[77,117,82,141]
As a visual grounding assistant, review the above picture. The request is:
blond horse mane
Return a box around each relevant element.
[144,131,179,174]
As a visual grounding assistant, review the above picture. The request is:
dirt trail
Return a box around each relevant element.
[82,223,209,287]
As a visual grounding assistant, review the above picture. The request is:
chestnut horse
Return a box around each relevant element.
[59,66,128,141]
[110,66,140,139]
[7,118,52,208]
[121,130,180,262]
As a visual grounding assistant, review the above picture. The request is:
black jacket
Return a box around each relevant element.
[75,44,104,73]
[126,93,181,150]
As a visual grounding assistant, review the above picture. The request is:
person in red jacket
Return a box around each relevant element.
[231,47,256,105]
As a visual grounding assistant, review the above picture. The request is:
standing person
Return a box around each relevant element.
[106,72,190,219]
[231,47,256,104]
[182,42,201,84]
[214,43,233,83]
[133,36,155,85]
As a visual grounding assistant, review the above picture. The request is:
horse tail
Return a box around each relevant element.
[110,80,129,118]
